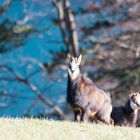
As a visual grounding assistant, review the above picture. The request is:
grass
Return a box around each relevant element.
[0,118,140,140]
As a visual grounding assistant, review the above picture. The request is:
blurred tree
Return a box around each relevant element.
[78,0,140,98]
[50,0,140,101]
[51,0,80,57]
[0,0,68,119]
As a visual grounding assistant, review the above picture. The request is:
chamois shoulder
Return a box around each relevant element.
[81,73,94,85]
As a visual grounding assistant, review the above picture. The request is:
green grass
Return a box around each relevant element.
[0,118,140,140]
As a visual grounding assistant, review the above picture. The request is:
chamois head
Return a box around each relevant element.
[68,55,82,80]
[130,92,140,110]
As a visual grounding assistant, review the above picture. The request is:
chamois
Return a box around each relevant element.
[111,92,140,127]
[67,55,113,124]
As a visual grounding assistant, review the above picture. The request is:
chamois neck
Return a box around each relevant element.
[124,100,137,114]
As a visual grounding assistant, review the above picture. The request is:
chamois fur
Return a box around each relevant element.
[111,92,140,127]
[67,55,113,124]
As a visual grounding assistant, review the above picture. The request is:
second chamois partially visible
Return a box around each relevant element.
[67,55,113,124]
[111,92,140,127]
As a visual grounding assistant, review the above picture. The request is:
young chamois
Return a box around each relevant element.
[67,55,113,124]
[111,92,140,127]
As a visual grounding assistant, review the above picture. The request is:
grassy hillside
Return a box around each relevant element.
[0,118,140,140]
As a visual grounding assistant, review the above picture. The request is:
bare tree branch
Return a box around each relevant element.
[64,0,79,57]
[52,0,71,53]
[0,64,67,119]
[51,0,79,57]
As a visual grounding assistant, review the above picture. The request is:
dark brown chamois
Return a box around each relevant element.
[67,55,113,124]
[111,92,140,127]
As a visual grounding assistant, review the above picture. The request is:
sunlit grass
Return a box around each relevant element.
[0,118,140,140]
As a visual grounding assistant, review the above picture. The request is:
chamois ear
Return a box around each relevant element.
[67,54,71,63]
[68,54,72,60]
[77,55,82,65]
[68,54,74,63]
[129,92,133,98]
[129,92,135,98]
[129,89,135,98]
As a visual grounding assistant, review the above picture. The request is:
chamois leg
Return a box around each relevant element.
[100,116,114,125]
[74,110,81,122]
[98,103,113,125]
[74,108,82,122]
[81,109,89,122]
[101,113,114,125]
[110,118,114,125]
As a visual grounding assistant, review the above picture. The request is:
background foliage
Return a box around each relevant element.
[0,0,140,124]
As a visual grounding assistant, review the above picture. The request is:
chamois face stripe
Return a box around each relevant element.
[68,56,81,80]
[68,68,80,80]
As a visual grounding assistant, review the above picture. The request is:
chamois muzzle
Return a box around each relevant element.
[131,98,140,108]
[130,92,140,109]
